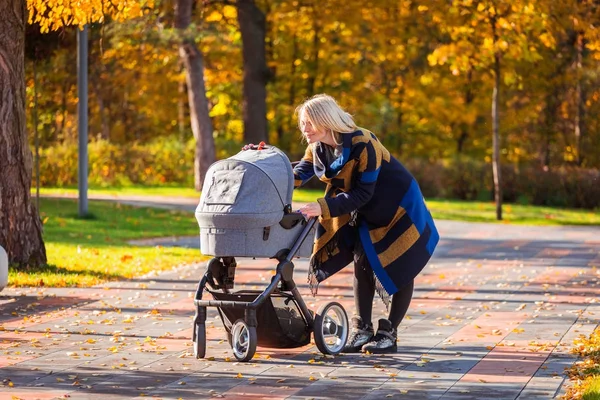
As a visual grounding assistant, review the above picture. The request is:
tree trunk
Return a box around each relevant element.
[380,67,391,138]
[457,69,474,153]
[395,86,405,156]
[541,89,559,168]
[58,80,68,141]
[178,65,187,142]
[0,0,47,267]
[175,0,216,190]
[279,32,298,149]
[492,52,502,221]
[93,82,110,141]
[574,31,585,166]
[306,17,320,95]
[237,0,269,144]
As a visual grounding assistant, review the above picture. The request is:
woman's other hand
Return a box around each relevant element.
[298,202,322,218]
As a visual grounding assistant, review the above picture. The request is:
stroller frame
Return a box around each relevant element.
[192,216,349,361]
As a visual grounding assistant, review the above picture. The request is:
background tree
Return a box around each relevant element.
[16,0,600,214]
[0,0,153,267]
[174,0,216,190]
[427,0,554,220]
[0,0,46,266]
[238,0,270,144]
[546,0,600,166]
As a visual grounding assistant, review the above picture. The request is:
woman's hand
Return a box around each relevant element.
[298,202,322,218]
[241,141,267,151]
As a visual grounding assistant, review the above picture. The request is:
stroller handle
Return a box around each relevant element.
[284,217,317,263]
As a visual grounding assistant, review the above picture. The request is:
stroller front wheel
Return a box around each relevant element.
[193,323,206,359]
[313,302,349,355]
[231,319,257,362]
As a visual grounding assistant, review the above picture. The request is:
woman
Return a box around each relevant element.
[293,94,439,353]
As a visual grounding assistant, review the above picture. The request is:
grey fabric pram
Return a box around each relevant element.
[191,145,349,362]
[195,145,313,258]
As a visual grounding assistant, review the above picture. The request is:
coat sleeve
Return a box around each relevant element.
[317,141,381,219]
[292,145,315,189]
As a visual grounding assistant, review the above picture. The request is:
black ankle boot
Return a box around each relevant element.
[362,318,397,354]
[343,316,373,353]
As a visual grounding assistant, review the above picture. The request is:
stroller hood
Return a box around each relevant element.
[196,146,294,228]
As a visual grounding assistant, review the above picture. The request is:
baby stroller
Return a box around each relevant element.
[193,144,349,362]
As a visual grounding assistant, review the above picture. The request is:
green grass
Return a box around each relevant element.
[583,378,600,400]
[16,185,598,287]
[9,197,205,287]
[34,184,200,198]
[35,185,600,226]
[425,198,600,226]
[293,188,599,226]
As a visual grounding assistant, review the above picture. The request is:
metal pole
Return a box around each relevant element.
[77,25,89,217]
[32,61,40,212]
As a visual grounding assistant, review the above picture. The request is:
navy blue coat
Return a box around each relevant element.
[293,129,439,297]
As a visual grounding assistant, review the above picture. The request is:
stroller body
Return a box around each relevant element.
[195,145,313,259]
[193,145,348,361]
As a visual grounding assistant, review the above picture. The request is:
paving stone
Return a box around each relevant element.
[1,218,599,399]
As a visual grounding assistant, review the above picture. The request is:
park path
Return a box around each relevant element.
[1,195,599,399]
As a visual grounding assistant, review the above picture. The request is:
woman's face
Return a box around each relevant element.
[300,111,327,144]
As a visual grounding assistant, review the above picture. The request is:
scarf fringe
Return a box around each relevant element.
[375,274,391,311]
[308,269,319,296]
[308,228,342,297]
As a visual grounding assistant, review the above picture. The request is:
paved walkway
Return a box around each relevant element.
[1,197,599,399]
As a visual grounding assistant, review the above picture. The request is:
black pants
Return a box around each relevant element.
[353,241,414,329]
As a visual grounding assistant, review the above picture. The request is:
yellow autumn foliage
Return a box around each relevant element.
[27,0,154,32]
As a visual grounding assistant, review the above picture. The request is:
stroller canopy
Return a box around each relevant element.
[196,146,294,228]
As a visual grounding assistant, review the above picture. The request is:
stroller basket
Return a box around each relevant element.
[211,290,311,348]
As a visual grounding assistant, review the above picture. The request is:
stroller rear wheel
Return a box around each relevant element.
[231,319,257,362]
[313,302,348,355]
[193,323,206,359]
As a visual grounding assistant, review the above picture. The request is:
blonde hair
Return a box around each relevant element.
[296,94,357,145]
